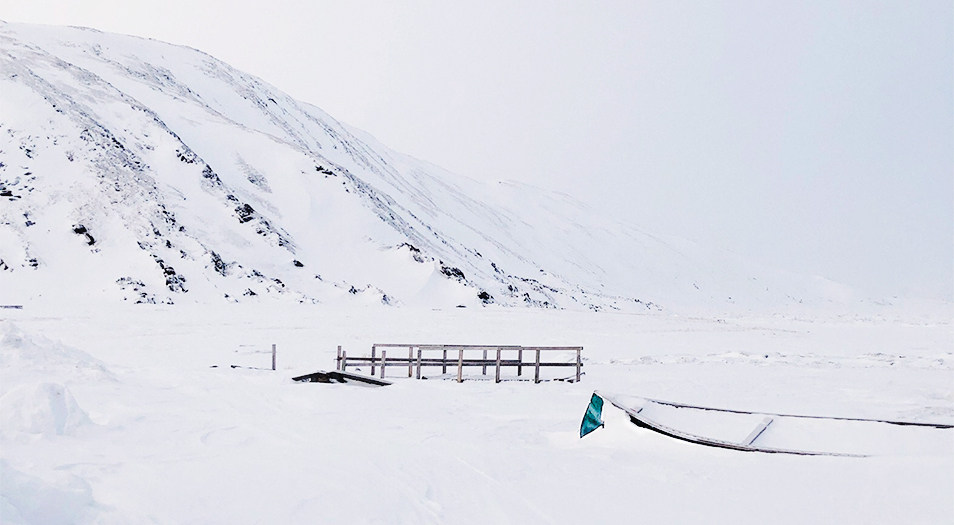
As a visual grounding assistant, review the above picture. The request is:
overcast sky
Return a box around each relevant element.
[3,1,952,300]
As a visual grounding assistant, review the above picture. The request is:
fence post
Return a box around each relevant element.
[408,347,413,377]
[380,350,386,379]
[482,348,488,375]
[534,348,541,384]
[517,348,523,376]
[416,347,423,379]
[442,349,447,374]
[271,344,276,371]
[371,345,377,375]
[575,347,582,383]
[457,348,464,383]
[336,345,342,371]
[341,349,347,372]
[495,347,502,383]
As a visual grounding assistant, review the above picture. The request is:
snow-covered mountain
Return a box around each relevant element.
[0,21,850,312]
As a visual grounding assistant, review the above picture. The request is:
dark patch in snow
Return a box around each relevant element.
[440,264,465,282]
[116,277,156,303]
[72,224,96,245]
[152,255,187,292]
[176,149,197,164]
[235,203,256,223]
[201,164,222,185]
[210,252,228,276]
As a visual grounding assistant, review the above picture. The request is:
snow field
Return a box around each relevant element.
[1,304,951,524]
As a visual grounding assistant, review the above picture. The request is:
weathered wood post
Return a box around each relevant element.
[371,344,377,375]
[336,345,342,371]
[380,349,387,379]
[341,349,347,372]
[442,349,447,374]
[575,347,582,383]
[271,344,276,371]
[534,348,541,384]
[495,347,502,383]
[517,348,523,376]
[408,347,413,378]
[457,348,464,383]
[482,348,488,375]
[416,347,423,379]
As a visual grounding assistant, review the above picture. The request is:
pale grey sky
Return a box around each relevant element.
[3,0,952,300]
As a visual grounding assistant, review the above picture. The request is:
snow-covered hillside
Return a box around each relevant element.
[1,21,849,312]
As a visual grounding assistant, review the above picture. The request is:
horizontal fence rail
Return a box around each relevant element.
[336,344,583,383]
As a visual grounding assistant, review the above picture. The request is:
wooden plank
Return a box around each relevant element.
[341,357,577,367]
[517,348,523,376]
[416,347,423,379]
[371,345,376,376]
[336,345,342,371]
[482,348,488,375]
[341,349,347,372]
[457,348,464,383]
[292,370,392,386]
[380,349,386,379]
[743,417,774,446]
[575,348,581,383]
[442,349,447,374]
[534,349,541,384]
[271,344,276,371]
[408,347,414,377]
[495,348,501,383]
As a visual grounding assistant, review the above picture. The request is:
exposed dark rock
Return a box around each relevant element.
[210,251,228,276]
[152,255,187,292]
[235,203,255,223]
[440,264,465,281]
[292,260,304,267]
[201,164,221,184]
[176,149,197,163]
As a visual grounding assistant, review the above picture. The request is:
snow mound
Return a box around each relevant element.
[0,459,99,524]
[0,382,93,436]
[0,323,114,391]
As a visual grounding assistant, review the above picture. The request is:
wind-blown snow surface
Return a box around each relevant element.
[1,21,851,313]
[0,304,952,523]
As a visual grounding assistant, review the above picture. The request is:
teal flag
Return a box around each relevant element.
[580,393,605,438]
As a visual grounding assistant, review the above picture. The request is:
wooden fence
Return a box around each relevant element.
[336,344,583,383]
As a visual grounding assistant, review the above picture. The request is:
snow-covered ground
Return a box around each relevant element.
[1,20,951,524]
[2,303,951,524]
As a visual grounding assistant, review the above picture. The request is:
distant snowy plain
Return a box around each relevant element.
[0,21,952,524]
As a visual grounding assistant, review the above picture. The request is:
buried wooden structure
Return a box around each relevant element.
[336,344,583,383]
[292,370,392,386]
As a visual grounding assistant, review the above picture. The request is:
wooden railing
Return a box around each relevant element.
[336,344,583,383]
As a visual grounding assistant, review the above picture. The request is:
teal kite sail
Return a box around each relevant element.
[579,392,605,438]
